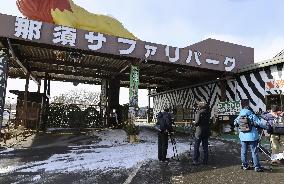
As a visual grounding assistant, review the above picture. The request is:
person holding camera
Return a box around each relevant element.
[156,108,174,162]
[262,105,284,165]
[192,101,210,165]
[234,106,267,172]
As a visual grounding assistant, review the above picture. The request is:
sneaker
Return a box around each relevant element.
[192,161,199,165]
[241,165,249,170]
[255,167,264,172]
[161,158,170,162]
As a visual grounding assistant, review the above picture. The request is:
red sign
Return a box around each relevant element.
[265,80,284,90]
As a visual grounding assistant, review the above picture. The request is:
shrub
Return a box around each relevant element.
[123,121,139,135]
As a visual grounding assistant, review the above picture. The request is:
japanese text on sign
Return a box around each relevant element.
[13,17,237,71]
[217,101,241,115]
[265,79,284,91]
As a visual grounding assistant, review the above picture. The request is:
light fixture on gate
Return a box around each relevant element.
[53,50,65,61]
[176,68,186,74]
[69,52,85,63]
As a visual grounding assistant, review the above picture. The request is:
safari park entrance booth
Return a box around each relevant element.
[0,13,254,132]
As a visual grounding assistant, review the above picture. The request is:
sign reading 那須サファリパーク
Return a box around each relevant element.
[0,14,254,72]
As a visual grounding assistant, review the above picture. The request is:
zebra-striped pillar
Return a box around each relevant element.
[0,48,9,135]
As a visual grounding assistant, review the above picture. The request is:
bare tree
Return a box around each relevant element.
[52,89,101,105]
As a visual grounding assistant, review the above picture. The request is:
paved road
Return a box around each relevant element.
[0,129,283,184]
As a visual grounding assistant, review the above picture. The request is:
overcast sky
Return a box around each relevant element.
[1,0,283,106]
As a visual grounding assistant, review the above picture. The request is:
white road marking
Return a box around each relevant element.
[123,162,143,184]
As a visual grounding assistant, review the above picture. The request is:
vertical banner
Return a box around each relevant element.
[129,65,139,123]
[100,79,107,126]
[129,65,139,107]
[0,49,9,131]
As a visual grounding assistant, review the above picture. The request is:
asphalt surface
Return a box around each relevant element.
[0,128,283,184]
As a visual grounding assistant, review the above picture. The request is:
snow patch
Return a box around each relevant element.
[17,140,191,173]
[0,129,226,174]
[0,148,15,154]
[95,129,128,146]
[271,152,284,161]
[32,175,41,181]
[0,165,16,174]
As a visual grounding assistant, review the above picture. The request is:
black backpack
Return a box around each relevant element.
[238,116,252,132]
[272,116,284,135]
[160,112,172,132]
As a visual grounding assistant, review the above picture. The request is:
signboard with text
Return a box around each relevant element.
[0,13,254,72]
[265,79,284,91]
[217,101,241,115]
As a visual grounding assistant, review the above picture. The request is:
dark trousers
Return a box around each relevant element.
[193,137,209,164]
[158,132,168,161]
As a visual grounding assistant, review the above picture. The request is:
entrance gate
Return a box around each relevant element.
[0,13,254,132]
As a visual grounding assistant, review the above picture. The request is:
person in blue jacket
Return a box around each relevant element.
[234,106,267,172]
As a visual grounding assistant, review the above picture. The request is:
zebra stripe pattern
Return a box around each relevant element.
[234,63,284,112]
[153,83,221,118]
[153,63,284,117]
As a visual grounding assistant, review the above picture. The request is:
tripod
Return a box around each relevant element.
[169,133,179,160]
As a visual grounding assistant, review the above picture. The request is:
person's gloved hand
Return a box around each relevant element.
[267,125,273,134]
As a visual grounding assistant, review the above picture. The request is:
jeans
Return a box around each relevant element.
[241,140,261,168]
[193,137,209,164]
[158,132,168,161]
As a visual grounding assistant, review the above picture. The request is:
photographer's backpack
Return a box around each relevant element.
[238,116,252,133]
[272,116,284,135]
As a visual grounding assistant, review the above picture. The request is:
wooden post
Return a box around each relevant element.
[44,77,47,96]
[41,76,48,131]
[147,88,151,123]
[47,78,51,104]
[24,72,30,128]
[220,80,226,102]
[108,78,120,127]
[0,49,9,139]
[100,79,107,127]
[108,78,120,111]
[37,80,41,93]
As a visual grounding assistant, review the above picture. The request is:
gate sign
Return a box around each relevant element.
[0,14,254,72]
[217,101,241,115]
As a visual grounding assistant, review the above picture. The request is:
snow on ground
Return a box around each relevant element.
[0,148,14,154]
[0,129,224,174]
[95,129,128,146]
[0,165,16,174]
[271,152,284,161]
[32,175,41,181]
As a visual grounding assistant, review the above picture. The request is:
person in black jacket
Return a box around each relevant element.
[156,108,173,162]
[193,101,210,165]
